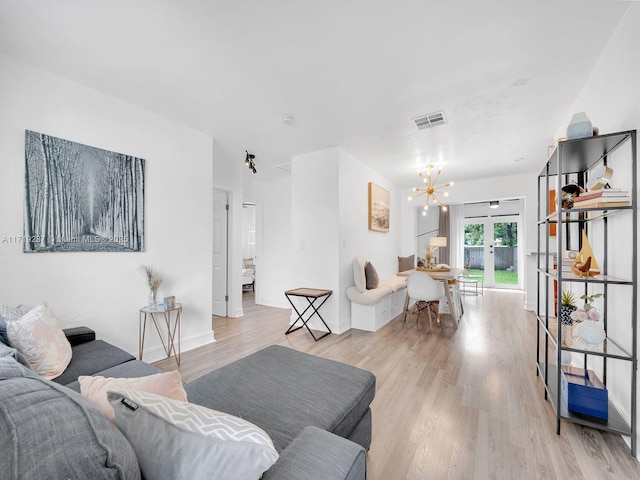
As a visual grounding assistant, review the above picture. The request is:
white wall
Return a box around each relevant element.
[563,3,640,455]
[338,148,402,332]
[289,147,402,333]
[0,53,214,360]
[290,148,341,330]
[255,175,292,309]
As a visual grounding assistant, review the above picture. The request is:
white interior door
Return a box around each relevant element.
[212,189,228,317]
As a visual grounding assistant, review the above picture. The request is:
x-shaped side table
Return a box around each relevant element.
[284,288,332,341]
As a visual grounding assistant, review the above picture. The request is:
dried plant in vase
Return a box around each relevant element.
[141,265,163,306]
[423,246,436,268]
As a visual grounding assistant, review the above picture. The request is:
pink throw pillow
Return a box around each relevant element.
[6,302,72,380]
[79,371,188,422]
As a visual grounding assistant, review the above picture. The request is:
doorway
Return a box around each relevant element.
[242,202,257,306]
[463,215,520,288]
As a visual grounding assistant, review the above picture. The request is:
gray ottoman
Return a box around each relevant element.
[185,345,376,452]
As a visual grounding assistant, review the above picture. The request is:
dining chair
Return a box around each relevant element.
[403,272,444,331]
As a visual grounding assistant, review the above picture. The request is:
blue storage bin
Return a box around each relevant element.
[561,366,608,420]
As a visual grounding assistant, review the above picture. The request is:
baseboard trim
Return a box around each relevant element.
[137,331,215,364]
[260,298,290,310]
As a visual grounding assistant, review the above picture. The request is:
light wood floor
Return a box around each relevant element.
[154,290,640,479]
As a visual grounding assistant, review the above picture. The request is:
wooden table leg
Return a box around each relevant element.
[443,281,459,327]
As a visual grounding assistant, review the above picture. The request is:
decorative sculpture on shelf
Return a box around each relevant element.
[571,293,605,348]
[571,230,600,276]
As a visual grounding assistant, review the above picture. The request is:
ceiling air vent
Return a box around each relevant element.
[413,110,447,130]
[273,163,291,174]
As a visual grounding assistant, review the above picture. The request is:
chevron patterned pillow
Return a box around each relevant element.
[107,389,278,480]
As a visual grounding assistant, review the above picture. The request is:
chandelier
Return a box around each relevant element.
[408,165,453,216]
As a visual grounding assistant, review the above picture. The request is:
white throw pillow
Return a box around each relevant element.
[79,371,188,422]
[353,256,367,293]
[0,304,32,320]
[108,390,279,480]
[6,302,72,380]
[0,304,31,345]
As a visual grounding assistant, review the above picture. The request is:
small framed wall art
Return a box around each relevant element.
[368,182,390,232]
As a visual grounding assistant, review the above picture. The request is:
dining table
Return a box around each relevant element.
[398,267,465,326]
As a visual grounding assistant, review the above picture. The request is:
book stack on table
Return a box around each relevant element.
[572,188,630,208]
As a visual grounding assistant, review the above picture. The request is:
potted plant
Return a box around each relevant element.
[559,290,577,325]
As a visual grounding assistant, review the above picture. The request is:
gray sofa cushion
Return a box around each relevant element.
[0,356,140,480]
[65,359,164,393]
[52,339,135,386]
[262,426,366,480]
[185,345,376,452]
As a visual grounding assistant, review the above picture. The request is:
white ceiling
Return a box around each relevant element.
[0,0,631,187]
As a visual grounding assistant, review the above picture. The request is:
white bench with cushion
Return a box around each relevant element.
[346,257,407,332]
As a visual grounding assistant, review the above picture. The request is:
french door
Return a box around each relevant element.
[463,215,520,288]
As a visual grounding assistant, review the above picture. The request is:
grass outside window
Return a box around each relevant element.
[467,269,518,285]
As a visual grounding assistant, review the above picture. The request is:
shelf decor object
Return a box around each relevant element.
[141,265,163,306]
[561,367,608,420]
[571,230,600,276]
[559,290,577,325]
[574,318,606,348]
[566,112,593,140]
[586,165,613,190]
[536,129,637,457]
[561,182,584,208]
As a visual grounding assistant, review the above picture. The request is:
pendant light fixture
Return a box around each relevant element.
[408,165,453,216]
[245,151,257,174]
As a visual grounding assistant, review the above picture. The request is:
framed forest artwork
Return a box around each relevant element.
[368,182,390,232]
[23,130,145,253]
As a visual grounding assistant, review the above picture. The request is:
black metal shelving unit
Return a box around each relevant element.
[536,130,637,456]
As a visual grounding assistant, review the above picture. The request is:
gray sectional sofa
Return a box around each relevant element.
[0,327,375,479]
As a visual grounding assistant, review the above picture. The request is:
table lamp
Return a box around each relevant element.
[428,236,447,267]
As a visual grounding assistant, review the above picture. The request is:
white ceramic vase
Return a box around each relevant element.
[575,319,606,347]
[555,346,572,365]
[566,112,593,140]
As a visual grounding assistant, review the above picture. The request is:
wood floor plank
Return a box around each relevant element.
[152,290,640,479]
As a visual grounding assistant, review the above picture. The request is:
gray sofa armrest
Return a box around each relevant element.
[63,327,96,347]
[262,426,366,480]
